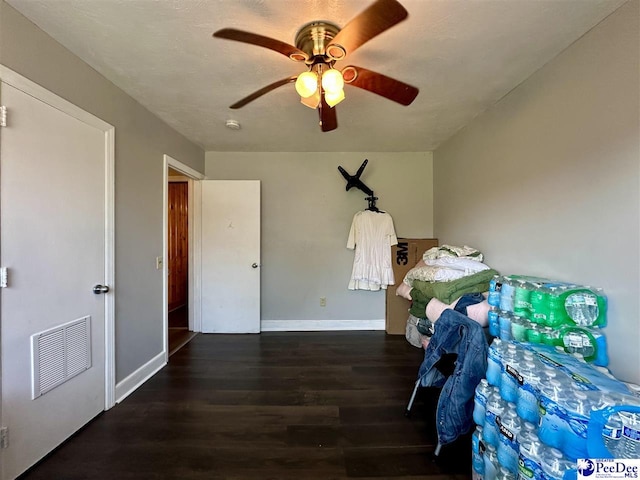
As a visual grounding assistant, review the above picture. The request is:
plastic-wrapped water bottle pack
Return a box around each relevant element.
[488,275,609,367]
[472,339,640,480]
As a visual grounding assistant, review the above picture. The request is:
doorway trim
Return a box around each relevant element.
[163,155,205,361]
[0,65,116,409]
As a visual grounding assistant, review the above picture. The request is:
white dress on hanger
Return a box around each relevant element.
[347,210,398,291]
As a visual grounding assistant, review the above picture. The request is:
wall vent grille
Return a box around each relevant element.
[31,316,92,399]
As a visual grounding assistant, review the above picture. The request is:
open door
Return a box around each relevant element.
[201,180,261,333]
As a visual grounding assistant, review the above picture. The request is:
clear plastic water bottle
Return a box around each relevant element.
[484,443,499,480]
[559,326,609,367]
[540,448,573,480]
[489,307,500,338]
[500,347,520,403]
[489,275,503,308]
[602,411,623,457]
[541,365,558,383]
[472,425,485,480]
[496,466,517,480]
[563,287,607,327]
[485,394,508,448]
[530,285,548,325]
[510,315,529,343]
[513,279,532,319]
[487,339,506,387]
[475,379,494,426]
[499,311,514,341]
[497,407,522,474]
[516,361,541,424]
[558,390,590,460]
[545,286,569,328]
[499,277,515,313]
[520,421,537,437]
[537,379,567,450]
[517,429,543,480]
[619,411,640,459]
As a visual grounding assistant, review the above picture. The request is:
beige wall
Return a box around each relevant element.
[205,152,433,324]
[433,1,639,382]
[0,2,205,382]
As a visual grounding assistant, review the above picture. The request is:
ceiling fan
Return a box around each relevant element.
[213,0,419,132]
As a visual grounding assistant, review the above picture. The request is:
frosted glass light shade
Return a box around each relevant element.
[295,71,318,98]
[324,88,345,107]
[321,69,344,94]
[300,90,321,109]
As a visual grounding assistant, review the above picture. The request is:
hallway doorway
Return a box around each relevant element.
[163,155,205,360]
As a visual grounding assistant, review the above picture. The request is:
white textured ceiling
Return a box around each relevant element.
[7,0,626,152]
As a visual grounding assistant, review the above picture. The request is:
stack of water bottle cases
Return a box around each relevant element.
[472,275,640,480]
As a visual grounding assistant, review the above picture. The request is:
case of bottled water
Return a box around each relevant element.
[496,275,607,329]
[476,338,637,465]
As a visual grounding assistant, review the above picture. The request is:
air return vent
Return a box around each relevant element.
[31,316,91,399]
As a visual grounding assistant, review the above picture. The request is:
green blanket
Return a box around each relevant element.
[408,268,499,318]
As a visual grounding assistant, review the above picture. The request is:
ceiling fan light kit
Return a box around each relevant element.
[213,0,419,132]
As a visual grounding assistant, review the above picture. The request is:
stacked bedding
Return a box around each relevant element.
[398,244,498,348]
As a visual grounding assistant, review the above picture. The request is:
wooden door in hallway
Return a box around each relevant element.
[168,181,188,313]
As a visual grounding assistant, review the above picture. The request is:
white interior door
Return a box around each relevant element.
[0,79,112,479]
[201,180,260,333]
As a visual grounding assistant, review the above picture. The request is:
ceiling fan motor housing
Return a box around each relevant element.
[294,22,345,62]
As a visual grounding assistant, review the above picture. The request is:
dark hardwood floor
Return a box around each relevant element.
[20,332,472,480]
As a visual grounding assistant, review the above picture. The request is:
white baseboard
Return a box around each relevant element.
[115,351,166,403]
[261,319,385,331]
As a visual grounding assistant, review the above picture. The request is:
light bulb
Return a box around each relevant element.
[324,88,345,107]
[300,90,320,109]
[295,71,318,98]
[321,68,344,94]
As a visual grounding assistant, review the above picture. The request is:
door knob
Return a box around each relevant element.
[252,263,259,269]
[93,284,110,294]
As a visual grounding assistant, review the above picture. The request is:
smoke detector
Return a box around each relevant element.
[225,119,241,130]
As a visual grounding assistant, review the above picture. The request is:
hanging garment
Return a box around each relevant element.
[346,210,397,291]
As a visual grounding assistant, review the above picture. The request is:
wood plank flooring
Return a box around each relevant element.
[19,332,472,480]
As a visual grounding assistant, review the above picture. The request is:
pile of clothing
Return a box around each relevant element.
[395,244,498,348]
[401,245,499,453]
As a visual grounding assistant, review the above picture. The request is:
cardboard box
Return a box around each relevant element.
[385,238,439,334]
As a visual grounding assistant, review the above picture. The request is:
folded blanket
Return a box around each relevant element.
[403,257,492,286]
[424,257,491,274]
[422,244,484,262]
[403,263,467,285]
[408,269,499,317]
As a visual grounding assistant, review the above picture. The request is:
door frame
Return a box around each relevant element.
[162,155,205,359]
[0,65,116,411]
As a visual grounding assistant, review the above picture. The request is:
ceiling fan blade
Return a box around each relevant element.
[318,94,338,132]
[341,65,418,106]
[213,28,308,62]
[229,76,297,109]
[326,0,408,59]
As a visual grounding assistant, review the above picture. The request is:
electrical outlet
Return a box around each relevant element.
[320,297,327,307]
[156,256,163,270]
